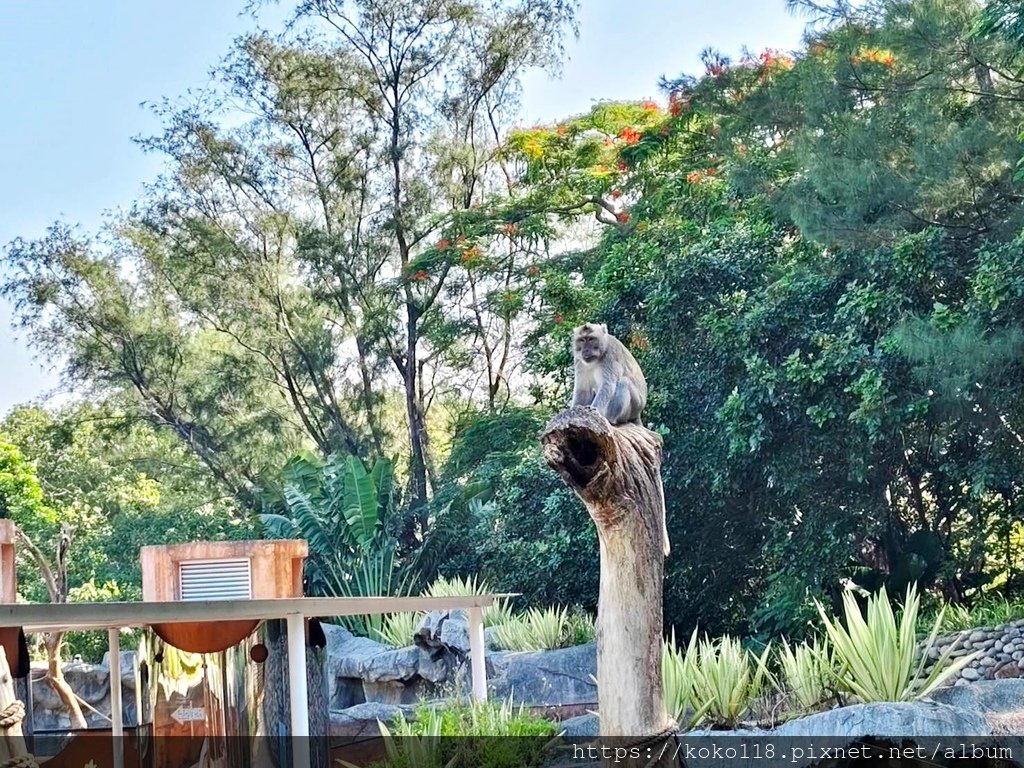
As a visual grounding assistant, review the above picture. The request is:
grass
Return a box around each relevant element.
[339,697,558,768]
[918,594,1024,634]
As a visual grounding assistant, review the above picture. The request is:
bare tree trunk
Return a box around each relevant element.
[14,527,87,730]
[44,633,86,730]
[542,407,675,757]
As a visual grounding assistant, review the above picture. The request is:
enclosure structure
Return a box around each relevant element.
[0,594,502,768]
[141,540,308,653]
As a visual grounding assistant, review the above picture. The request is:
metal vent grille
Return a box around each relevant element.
[178,558,252,602]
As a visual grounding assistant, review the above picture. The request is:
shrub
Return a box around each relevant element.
[425,575,514,628]
[662,628,711,729]
[374,612,423,648]
[354,698,557,768]
[815,584,980,702]
[777,637,833,713]
[492,607,569,651]
[690,634,773,728]
[564,609,596,646]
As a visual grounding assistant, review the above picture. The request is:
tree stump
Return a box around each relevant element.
[542,407,674,745]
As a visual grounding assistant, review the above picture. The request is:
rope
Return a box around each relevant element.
[0,701,39,768]
[0,703,24,730]
[619,722,680,751]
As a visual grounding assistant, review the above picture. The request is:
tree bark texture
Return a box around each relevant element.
[542,406,672,738]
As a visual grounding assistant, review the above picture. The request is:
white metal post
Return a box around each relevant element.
[108,627,124,768]
[286,613,311,768]
[468,606,487,702]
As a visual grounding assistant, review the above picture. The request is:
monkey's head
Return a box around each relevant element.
[572,323,608,363]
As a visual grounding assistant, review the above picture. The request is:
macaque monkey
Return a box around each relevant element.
[571,323,647,425]
[570,323,669,555]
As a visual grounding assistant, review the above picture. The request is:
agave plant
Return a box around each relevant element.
[689,634,773,728]
[374,709,446,768]
[662,628,711,729]
[778,637,832,712]
[815,584,980,702]
[425,575,513,627]
[374,611,424,648]
[492,607,569,651]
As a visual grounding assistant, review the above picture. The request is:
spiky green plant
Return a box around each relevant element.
[374,611,424,648]
[373,708,445,768]
[778,637,832,712]
[689,635,773,728]
[425,575,513,627]
[492,607,569,651]
[337,698,558,768]
[564,609,596,646]
[661,628,713,729]
[815,584,980,702]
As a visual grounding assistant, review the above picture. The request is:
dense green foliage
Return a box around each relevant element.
[425,0,1024,638]
[368,698,557,768]
[4,0,1024,654]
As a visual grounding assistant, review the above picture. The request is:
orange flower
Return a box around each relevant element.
[604,138,615,148]
[705,167,718,177]
[619,126,641,145]
[616,211,630,224]
[456,235,466,243]
[610,189,622,199]
[669,91,690,117]
[436,239,450,249]
[461,247,482,265]
[706,62,726,77]
[554,313,565,325]
[528,265,540,277]
[504,223,517,235]
[412,270,429,281]
[617,160,628,172]
[556,124,567,136]
[661,123,671,136]
[641,100,660,113]
[686,170,702,184]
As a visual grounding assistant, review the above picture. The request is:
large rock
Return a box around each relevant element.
[559,713,599,738]
[31,653,139,731]
[930,678,1024,715]
[324,624,450,707]
[488,643,596,708]
[329,702,415,741]
[414,610,470,656]
[771,700,988,738]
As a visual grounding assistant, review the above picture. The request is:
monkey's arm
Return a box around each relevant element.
[590,375,618,414]
[571,370,590,407]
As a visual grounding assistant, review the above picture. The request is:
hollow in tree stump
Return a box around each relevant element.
[542,406,674,748]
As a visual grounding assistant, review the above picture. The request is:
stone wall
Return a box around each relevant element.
[922,618,1024,684]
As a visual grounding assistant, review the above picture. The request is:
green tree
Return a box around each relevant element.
[3,0,577,546]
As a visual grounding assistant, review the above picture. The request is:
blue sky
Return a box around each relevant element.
[0,1,807,414]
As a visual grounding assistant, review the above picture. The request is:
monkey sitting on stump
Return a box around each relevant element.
[571,323,647,426]
[571,322,670,556]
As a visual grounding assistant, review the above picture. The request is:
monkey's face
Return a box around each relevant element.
[574,329,606,363]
